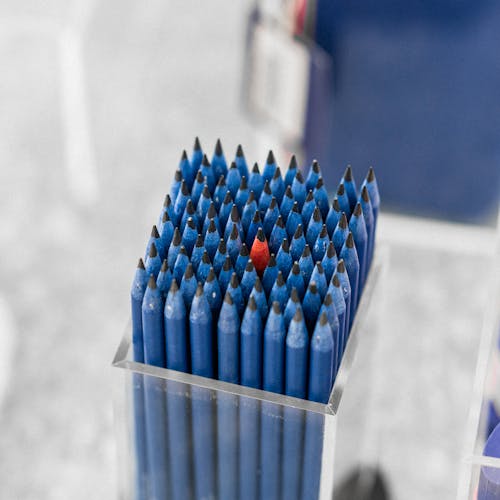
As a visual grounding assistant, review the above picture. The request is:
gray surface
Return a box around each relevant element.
[0,2,495,499]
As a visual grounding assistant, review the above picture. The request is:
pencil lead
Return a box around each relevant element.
[218,239,226,254]
[215,138,223,156]
[236,144,244,157]
[172,227,181,245]
[245,259,255,272]
[354,202,362,216]
[252,210,261,223]
[223,255,232,271]
[161,259,168,272]
[230,204,239,222]
[195,170,204,184]
[315,177,324,189]
[337,260,346,273]
[320,224,328,238]
[273,167,282,180]
[272,301,281,314]
[326,241,336,258]
[337,183,345,196]
[202,251,211,264]
[217,175,226,187]
[309,282,318,294]
[138,258,145,269]
[312,160,320,174]
[289,155,298,169]
[208,219,217,233]
[187,217,196,230]
[344,165,353,181]
[319,311,328,326]
[291,202,299,213]
[230,272,239,288]
[248,295,257,310]
[276,271,285,286]
[303,245,311,257]
[247,191,255,203]
[332,274,340,287]
[169,278,179,292]
[239,243,249,257]
[281,238,289,252]
[202,184,210,198]
[361,185,370,202]
[339,212,348,229]
[256,227,265,242]
[240,176,247,189]
[152,225,160,238]
[194,137,202,150]
[149,242,158,258]
[255,276,263,292]
[266,150,275,165]
[181,149,188,161]
[224,291,233,305]
[229,161,238,171]
[163,194,172,207]
[162,211,170,223]
[207,202,216,219]
[317,262,324,274]
[276,215,285,228]
[290,287,300,303]
[324,293,333,306]
[230,224,239,240]
[332,197,341,211]
[179,246,187,256]
[148,274,157,289]
[346,232,354,248]
[367,166,375,182]
[195,282,204,296]
[294,224,303,239]
[292,261,300,275]
[223,191,233,204]
[202,154,210,167]
[263,180,271,195]
[252,162,260,174]
[174,169,182,182]
[185,263,194,279]
[312,207,322,222]
[284,185,293,199]
[296,170,304,183]
[306,190,314,202]
[293,307,303,322]
[268,254,277,267]
[269,196,278,209]
[206,267,216,282]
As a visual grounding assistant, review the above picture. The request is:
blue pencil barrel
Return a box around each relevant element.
[217,393,238,500]
[260,401,283,500]
[301,412,324,500]
[239,396,260,500]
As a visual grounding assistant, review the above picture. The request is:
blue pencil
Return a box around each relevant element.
[213,175,227,212]
[157,260,173,301]
[196,251,212,283]
[173,180,190,226]
[234,144,249,179]
[217,292,240,384]
[227,272,245,317]
[329,273,347,367]
[241,191,258,235]
[261,302,285,500]
[262,253,278,297]
[282,308,308,500]
[130,259,148,500]
[158,194,175,230]
[235,243,250,280]
[227,224,242,265]
[249,276,268,320]
[312,224,330,263]
[178,149,191,190]
[321,242,337,285]
[301,412,324,500]
[240,259,257,301]
[191,170,206,208]
[219,191,234,229]
[284,287,302,330]
[259,180,273,216]
[313,177,329,220]
[359,185,375,272]
[325,197,341,239]
[349,202,368,292]
[180,198,198,235]
[306,207,323,249]
[170,168,182,203]
[270,215,288,256]
[190,234,205,272]
[173,246,189,286]
[226,161,242,199]
[240,296,263,389]
[286,202,303,240]
[335,183,351,220]
[145,225,165,262]
[284,154,298,187]
[164,280,192,500]
[268,271,289,312]
[301,191,316,231]
[303,282,322,335]
[224,204,242,241]
[310,263,328,302]
[167,228,182,270]
[205,219,220,261]
[332,212,349,257]
[190,137,203,185]
[200,154,216,194]
[246,210,263,248]
[263,197,280,237]
[291,170,306,210]
[262,150,277,183]
[270,167,285,204]
[145,242,162,279]
[361,167,380,241]
[180,263,197,310]
[286,262,305,300]
[341,165,358,212]
[290,224,306,263]
[204,200,221,236]
[213,239,227,275]
[279,186,295,223]
[276,239,293,279]
[321,293,341,381]
[235,176,249,214]
[219,255,234,297]
[248,162,264,200]
[159,211,174,251]
[196,185,212,224]
[335,260,352,341]
[212,138,228,180]
[189,284,217,500]
[204,267,222,317]
[298,245,314,288]
[340,233,360,327]
[305,159,321,192]
[142,276,169,500]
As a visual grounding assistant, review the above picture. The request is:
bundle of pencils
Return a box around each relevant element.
[131,138,380,405]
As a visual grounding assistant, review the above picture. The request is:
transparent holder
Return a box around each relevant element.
[112,249,387,500]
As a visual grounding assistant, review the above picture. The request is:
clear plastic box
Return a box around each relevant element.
[112,248,387,500]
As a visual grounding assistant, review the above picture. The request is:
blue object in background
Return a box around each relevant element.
[313,0,500,222]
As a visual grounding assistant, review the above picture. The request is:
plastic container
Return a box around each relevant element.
[112,248,387,500]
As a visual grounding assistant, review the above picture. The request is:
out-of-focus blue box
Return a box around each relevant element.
[311,0,500,222]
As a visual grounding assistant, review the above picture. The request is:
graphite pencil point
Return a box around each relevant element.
[266,150,275,165]
[272,301,281,314]
[149,242,158,258]
[337,260,346,273]
[138,258,145,269]
[312,160,320,173]
[224,291,233,305]
[161,259,168,272]
[185,263,194,279]
[215,138,223,156]
[236,144,244,157]
[248,295,257,311]
[290,287,300,303]
[346,232,354,248]
[339,213,348,229]
[319,311,328,326]
[148,274,157,289]
[202,154,210,167]
[252,162,260,173]
[367,166,375,182]
[239,243,249,257]
[194,137,202,150]
[206,267,216,282]
[174,169,182,182]
[354,202,362,217]
[344,165,353,181]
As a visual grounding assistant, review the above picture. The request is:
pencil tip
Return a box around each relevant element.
[169,278,179,292]
[344,165,353,181]
[149,242,157,258]
[248,295,257,311]
[332,274,340,287]
[215,138,223,156]
[194,137,201,150]
[240,243,249,257]
[223,255,232,271]
[291,287,299,302]
[164,194,171,207]
[148,274,156,289]
[223,191,233,204]
[230,224,239,240]
[208,219,217,233]
[284,185,293,198]
[263,180,271,195]
[281,238,289,252]
[181,180,190,196]
[252,210,261,223]
[294,224,303,239]
[206,267,215,282]
[320,224,328,238]
[187,217,196,230]
[309,281,318,294]
[179,245,187,256]
[332,197,341,211]
[195,233,204,247]
[346,232,354,248]
[181,150,188,161]
[313,207,322,222]
[292,261,300,275]
[272,301,281,314]
[354,202,362,216]
[230,272,239,288]
[195,282,204,296]
[202,154,210,167]
[218,239,226,253]
[236,144,244,157]
[174,169,182,181]
[224,291,233,305]
[326,241,336,258]
[245,259,254,272]
[315,177,324,189]
[202,184,210,198]
[320,311,328,326]
[317,262,324,274]
[367,166,375,182]
[306,190,314,202]
[339,213,348,229]
[269,197,277,209]
[324,293,333,306]
[276,271,285,286]
[185,263,194,279]
[252,162,260,174]
[337,183,345,196]
[138,258,145,269]
[229,161,238,170]
[202,251,210,264]
[207,202,216,219]
[312,160,320,173]
[240,176,247,189]
[217,175,226,187]
[302,245,311,257]
[276,215,285,228]
[161,259,168,272]
[268,254,277,266]
[272,167,281,180]
[173,227,181,245]
[266,150,275,165]
[231,204,239,221]
[296,170,304,183]
[289,154,297,169]
[256,227,265,242]
[361,185,370,202]
[254,276,263,292]
[293,307,303,322]
[162,211,170,223]
[337,260,345,273]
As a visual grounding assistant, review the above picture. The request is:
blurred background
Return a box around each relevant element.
[0,1,498,499]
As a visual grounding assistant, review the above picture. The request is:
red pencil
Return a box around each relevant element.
[250,228,270,277]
